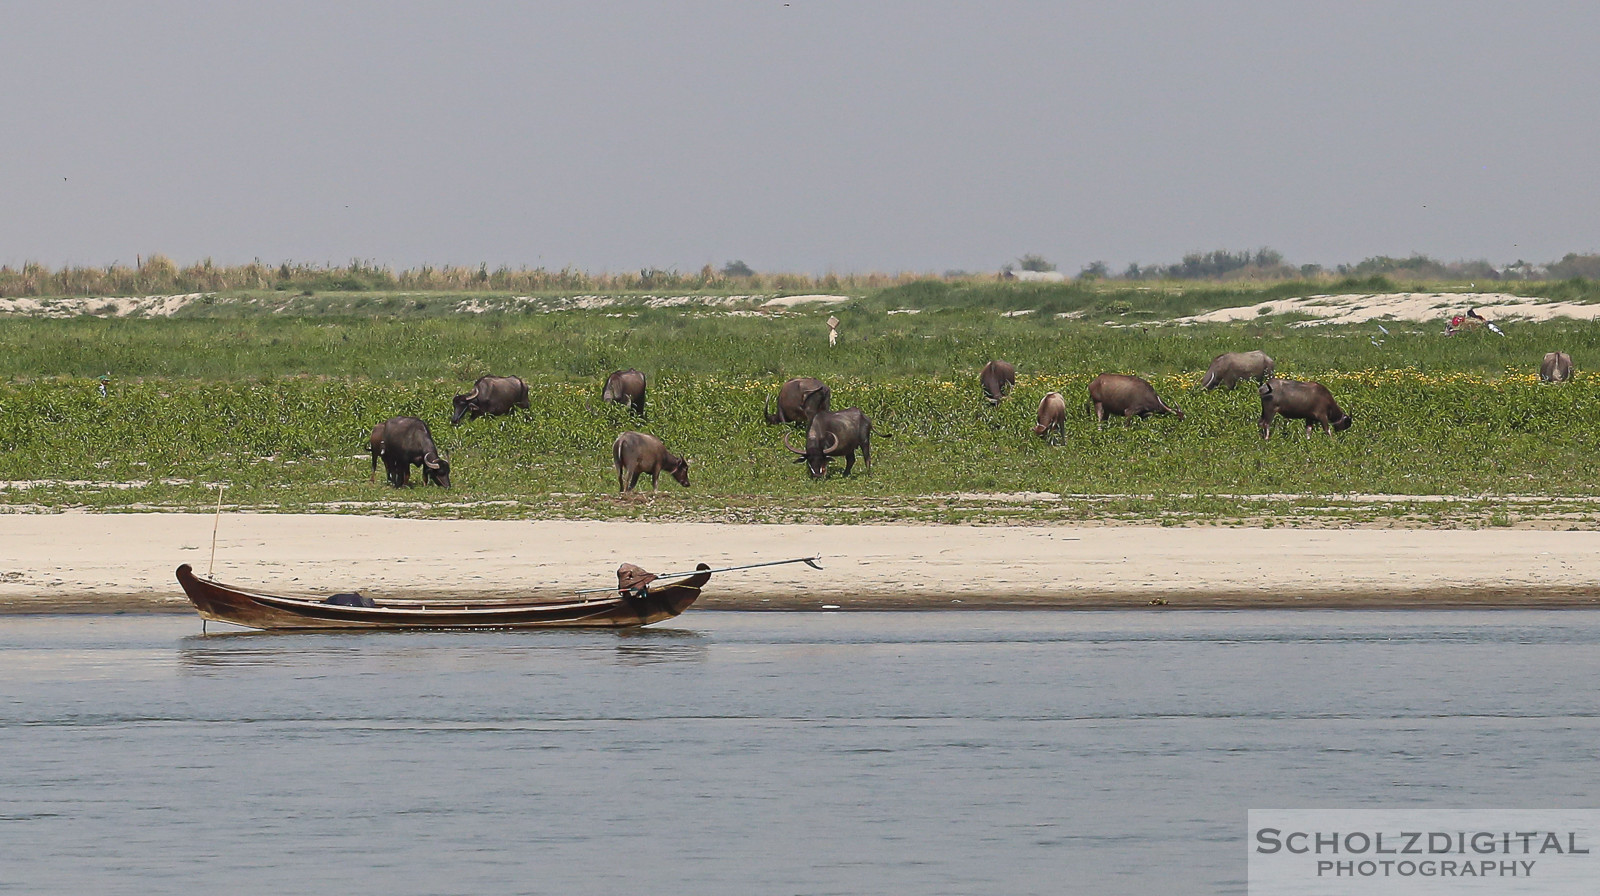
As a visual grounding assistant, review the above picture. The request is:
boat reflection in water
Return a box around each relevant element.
[176,626,711,671]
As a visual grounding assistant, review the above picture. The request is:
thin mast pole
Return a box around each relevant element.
[208,483,225,577]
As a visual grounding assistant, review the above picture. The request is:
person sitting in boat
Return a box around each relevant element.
[616,564,658,599]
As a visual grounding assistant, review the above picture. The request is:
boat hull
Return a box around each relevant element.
[175,563,708,631]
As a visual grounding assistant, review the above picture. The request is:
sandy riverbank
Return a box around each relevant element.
[1,513,1598,613]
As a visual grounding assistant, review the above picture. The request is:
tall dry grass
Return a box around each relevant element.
[0,256,942,299]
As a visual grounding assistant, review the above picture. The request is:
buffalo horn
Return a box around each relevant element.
[464,385,480,401]
[782,432,807,455]
[823,432,840,455]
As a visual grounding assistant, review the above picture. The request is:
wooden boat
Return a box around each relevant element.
[175,562,711,632]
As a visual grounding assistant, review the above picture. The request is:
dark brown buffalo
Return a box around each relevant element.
[612,431,689,492]
[1540,351,1573,383]
[784,408,872,478]
[369,416,451,487]
[1033,392,1066,442]
[451,375,530,424]
[1088,374,1184,423]
[764,377,832,424]
[601,369,647,416]
[1200,350,1275,390]
[981,360,1016,405]
[1258,378,1351,439]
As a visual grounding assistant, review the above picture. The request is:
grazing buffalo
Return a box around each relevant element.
[1258,378,1351,439]
[602,369,647,416]
[1201,350,1275,390]
[1088,374,1184,423]
[764,377,832,424]
[369,416,451,487]
[981,360,1017,405]
[784,408,872,479]
[612,431,690,493]
[451,375,530,425]
[1541,351,1574,383]
[1034,392,1066,442]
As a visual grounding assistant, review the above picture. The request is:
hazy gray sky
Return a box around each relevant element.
[5,2,1597,275]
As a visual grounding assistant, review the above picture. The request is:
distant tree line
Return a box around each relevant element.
[1072,249,1600,283]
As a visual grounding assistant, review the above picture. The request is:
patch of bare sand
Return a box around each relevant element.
[761,294,850,308]
[1176,292,1600,326]
[2,513,1597,614]
[0,294,208,317]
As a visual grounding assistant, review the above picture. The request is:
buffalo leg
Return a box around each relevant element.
[1259,408,1277,440]
[860,441,870,472]
[617,465,627,493]
[627,470,642,492]
[841,452,855,476]
[650,471,660,490]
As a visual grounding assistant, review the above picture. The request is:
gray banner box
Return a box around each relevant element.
[1248,810,1600,895]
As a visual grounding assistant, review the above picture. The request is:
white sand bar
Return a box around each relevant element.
[1,513,1597,612]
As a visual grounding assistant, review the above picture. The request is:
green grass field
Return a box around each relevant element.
[3,287,1599,527]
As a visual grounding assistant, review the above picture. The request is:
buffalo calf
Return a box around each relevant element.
[1258,378,1351,439]
[1034,392,1066,442]
[613,431,689,493]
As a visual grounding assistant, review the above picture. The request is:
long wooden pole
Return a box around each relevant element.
[574,556,822,594]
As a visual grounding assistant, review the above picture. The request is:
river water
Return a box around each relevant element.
[2,610,1598,895]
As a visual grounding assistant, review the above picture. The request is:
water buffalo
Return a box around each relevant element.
[1541,351,1574,383]
[369,416,451,487]
[451,375,530,424]
[612,431,689,493]
[1033,392,1066,442]
[1201,350,1275,390]
[764,377,832,424]
[1088,374,1184,423]
[981,360,1016,405]
[784,408,872,478]
[602,369,647,416]
[1258,378,1351,439]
